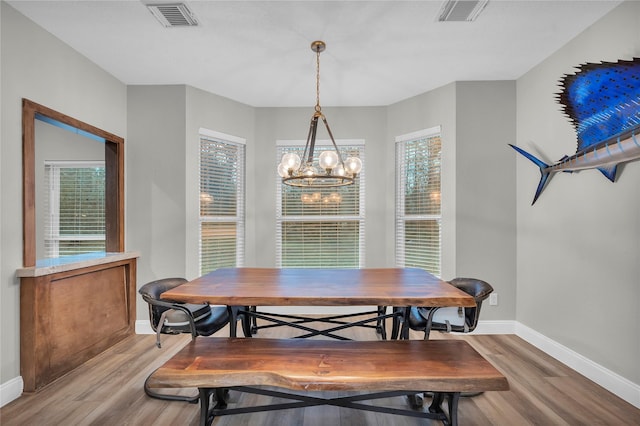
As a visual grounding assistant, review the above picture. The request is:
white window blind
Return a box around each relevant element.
[396,128,442,276]
[43,161,105,258]
[276,141,365,268]
[199,132,245,275]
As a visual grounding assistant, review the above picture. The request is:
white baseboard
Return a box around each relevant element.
[470,320,515,335]
[0,376,23,408]
[136,320,154,335]
[515,322,640,409]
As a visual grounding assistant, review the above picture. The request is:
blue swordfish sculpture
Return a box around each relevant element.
[510,58,640,204]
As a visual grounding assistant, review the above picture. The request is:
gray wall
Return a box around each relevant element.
[456,81,517,321]
[515,1,639,383]
[127,85,187,323]
[1,2,127,385]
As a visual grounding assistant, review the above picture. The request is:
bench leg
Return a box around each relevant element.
[144,369,199,403]
[198,388,212,426]
[198,388,230,426]
[447,392,460,426]
[428,392,460,426]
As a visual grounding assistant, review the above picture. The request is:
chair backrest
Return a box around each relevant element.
[447,277,493,332]
[139,277,188,301]
[139,277,208,333]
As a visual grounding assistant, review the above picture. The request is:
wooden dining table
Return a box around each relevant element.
[161,267,476,339]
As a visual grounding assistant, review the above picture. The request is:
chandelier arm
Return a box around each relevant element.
[321,115,346,166]
[301,116,316,169]
[306,114,320,164]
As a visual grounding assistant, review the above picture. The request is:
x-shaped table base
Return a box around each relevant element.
[198,386,460,426]
[230,307,410,340]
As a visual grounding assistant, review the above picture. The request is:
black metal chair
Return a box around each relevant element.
[406,277,493,339]
[139,277,249,402]
[403,277,494,407]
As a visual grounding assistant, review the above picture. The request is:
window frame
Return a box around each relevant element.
[43,160,106,258]
[198,129,246,275]
[395,126,442,276]
[22,99,125,267]
[276,139,366,268]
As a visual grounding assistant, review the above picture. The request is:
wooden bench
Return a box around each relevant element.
[147,337,509,426]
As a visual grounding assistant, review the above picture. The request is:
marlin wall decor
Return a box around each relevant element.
[510,57,640,204]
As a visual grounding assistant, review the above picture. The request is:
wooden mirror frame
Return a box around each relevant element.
[22,98,125,267]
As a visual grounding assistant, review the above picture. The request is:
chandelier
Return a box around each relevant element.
[277,40,362,188]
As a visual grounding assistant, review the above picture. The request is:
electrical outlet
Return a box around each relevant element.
[489,293,498,306]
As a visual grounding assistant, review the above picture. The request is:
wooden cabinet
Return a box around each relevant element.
[17,253,137,392]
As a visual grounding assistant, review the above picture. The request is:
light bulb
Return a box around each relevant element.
[281,153,301,170]
[319,150,339,171]
[302,164,318,177]
[344,157,362,175]
[277,162,290,178]
[333,164,345,176]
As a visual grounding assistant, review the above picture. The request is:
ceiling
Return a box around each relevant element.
[8,0,622,107]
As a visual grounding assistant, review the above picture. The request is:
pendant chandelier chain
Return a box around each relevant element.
[315,48,321,113]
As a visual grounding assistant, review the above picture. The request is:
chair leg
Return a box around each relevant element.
[240,307,252,337]
[391,307,402,340]
[406,392,424,409]
[422,307,441,340]
[251,306,258,337]
[376,305,387,340]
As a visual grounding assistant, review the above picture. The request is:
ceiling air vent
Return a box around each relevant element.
[437,0,489,22]
[147,3,198,27]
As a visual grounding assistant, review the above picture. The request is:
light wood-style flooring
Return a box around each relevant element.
[2,318,638,425]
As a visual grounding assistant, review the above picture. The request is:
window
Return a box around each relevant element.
[276,141,365,268]
[199,131,245,275]
[44,161,105,258]
[396,127,442,276]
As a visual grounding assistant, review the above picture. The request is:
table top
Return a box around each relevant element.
[161,267,476,307]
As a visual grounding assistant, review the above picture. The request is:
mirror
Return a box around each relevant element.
[22,99,124,267]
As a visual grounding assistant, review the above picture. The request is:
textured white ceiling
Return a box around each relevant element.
[7,0,622,107]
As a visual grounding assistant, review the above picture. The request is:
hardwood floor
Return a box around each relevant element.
[2,318,638,425]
